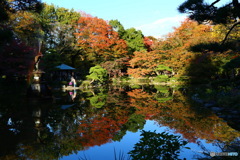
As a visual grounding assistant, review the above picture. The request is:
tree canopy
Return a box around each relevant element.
[0,0,43,78]
[178,0,240,44]
[75,16,128,63]
[0,0,43,22]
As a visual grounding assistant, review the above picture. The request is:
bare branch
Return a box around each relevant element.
[209,0,221,8]
[221,21,240,45]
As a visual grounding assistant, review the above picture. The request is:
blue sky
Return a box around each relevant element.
[41,0,229,38]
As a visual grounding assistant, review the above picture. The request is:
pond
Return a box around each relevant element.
[0,83,239,160]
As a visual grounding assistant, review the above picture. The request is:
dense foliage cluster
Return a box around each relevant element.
[0,0,240,159]
[1,0,239,85]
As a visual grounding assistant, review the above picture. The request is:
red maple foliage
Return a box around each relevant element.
[75,16,128,62]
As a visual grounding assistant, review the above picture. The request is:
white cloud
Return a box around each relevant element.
[136,15,187,38]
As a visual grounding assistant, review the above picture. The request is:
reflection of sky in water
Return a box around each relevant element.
[61,120,221,160]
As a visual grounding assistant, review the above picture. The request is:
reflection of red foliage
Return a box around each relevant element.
[153,91,240,143]
[79,117,117,147]
[231,55,240,59]
[127,89,161,119]
[78,106,129,148]
[78,88,240,148]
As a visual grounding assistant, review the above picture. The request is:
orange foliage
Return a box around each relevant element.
[78,117,121,147]
[10,11,39,43]
[127,51,162,78]
[127,89,161,119]
[78,104,129,148]
[75,17,128,62]
[169,18,213,47]
[127,18,215,77]
[153,91,240,143]
[144,37,154,51]
[77,87,240,148]
[152,18,216,75]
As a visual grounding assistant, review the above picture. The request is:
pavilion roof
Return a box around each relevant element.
[56,64,75,70]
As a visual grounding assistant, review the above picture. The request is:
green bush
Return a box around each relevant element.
[154,75,169,82]
[131,84,141,89]
[86,65,108,84]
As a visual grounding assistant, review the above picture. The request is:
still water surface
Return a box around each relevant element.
[0,84,239,159]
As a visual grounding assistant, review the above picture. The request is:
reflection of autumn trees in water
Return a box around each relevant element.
[78,110,129,147]
[78,86,240,149]
[127,89,161,119]
[160,91,240,144]
[1,85,239,158]
[78,87,131,148]
[126,88,240,144]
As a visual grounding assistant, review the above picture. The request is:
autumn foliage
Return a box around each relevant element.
[127,89,161,119]
[127,51,162,78]
[75,17,128,62]
[77,104,129,148]
[126,18,237,79]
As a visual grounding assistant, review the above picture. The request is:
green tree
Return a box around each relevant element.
[122,28,146,54]
[154,85,173,102]
[112,114,145,142]
[38,4,81,66]
[109,20,147,54]
[128,130,188,160]
[88,92,107,108]
[124,114,145,133]
[86,65,108,84]
[109,19,125,39]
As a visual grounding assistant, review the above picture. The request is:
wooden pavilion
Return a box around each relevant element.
[54,64,75,81]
